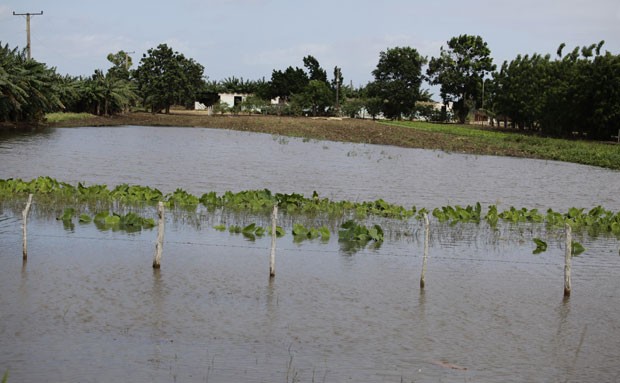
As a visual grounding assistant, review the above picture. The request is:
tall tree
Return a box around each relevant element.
[368,46,427,119]
[303,55,327,82]
[490,41,619,139]
[106,50,133,81]
[134,44,205,113]
[0,42,62,123]
[298,79,333,116]
[332,66,344,111]
[268,66,309,102]
[427,34,496,123]
[491,53,551,129]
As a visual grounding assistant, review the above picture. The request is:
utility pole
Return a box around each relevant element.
[334,66,341,113]
[13,11,43,60]
[123,51,135,70]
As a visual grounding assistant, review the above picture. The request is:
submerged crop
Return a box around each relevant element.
[2,177,620,242]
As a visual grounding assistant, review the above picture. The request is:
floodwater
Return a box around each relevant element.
[1,126,620,382]
[1,126,619,211]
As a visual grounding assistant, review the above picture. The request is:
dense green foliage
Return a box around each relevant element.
[3,35,619,141]
[264,55,343,116]
[0,43,138,121]
[0,43,63,123]
[491,41,620,139]
[56,208,156,233]
[134,44,204,113]
[367,46,427,120]
[427,34,496,123]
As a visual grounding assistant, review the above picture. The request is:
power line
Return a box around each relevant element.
[12,11,44,60]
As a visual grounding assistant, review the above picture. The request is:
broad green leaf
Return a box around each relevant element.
[571,241,585,256]
[532,238,547,254]
[78,214,92,223]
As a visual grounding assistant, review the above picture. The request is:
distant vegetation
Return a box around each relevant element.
[2,36,619,140]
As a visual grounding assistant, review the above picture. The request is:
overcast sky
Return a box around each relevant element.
[2,0,619,93]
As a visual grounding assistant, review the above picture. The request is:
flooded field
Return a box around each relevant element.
[1,126,620,382]
[1,126,619,211]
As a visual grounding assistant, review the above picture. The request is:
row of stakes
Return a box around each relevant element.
[20,194,574,297]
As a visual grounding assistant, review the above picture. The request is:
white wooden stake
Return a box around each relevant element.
[269,205,278,278]
[22,194,33,260]
[153,202,165,269]
[420,213,430,289]
[564,223,572,297]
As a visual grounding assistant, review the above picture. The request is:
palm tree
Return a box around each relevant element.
[0,43,29,121]
[0,42,62,123]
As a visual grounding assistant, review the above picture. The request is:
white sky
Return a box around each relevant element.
[1,0,619,94]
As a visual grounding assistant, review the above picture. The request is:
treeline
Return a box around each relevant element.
[0,44,63,123]
[1,44,137,123]
[491,42,620,139]
[1,37,619,140]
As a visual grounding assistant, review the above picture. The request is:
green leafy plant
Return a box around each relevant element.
[269,225,286,238]
[571,241,586,256]
[432,203,482,224]
[3,177,620,246]
[339,220,384,243]
[78,214,92,223]
[241,223,265,241]
[90,211,155,232]
[532,238,548,254]
[57,207,75,222]
[291,223,330,242]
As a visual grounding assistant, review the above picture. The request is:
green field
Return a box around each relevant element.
[384,120,620,170]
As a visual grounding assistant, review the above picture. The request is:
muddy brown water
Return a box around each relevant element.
[1,126,620,382]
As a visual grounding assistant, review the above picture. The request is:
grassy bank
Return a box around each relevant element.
[45,112,620,170]
[386,120,620,170]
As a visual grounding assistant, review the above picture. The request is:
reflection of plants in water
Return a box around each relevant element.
[533,238,548,254]
[56,207,156,233]
[292,223,330,243]
[338,220,384,253]
[532,237,585,256]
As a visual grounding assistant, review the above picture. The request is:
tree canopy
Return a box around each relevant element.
[2,36,618,141]
[133,44,205,113]
[490,41,620,139]
[427,34,496,123]
[367,46,427,119]
[303,55,328,83]
[0,42,63,123]
[268,66,309,102]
